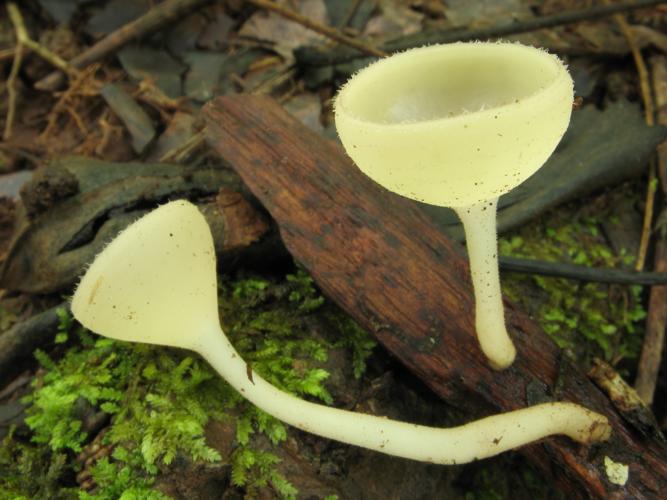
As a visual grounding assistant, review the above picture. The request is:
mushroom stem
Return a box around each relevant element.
[455,198,515,370]
[70,200,610,466]
[197,325,610,465]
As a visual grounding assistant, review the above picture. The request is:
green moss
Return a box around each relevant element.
[499,210,645,366]
[326,311,376,379]
[0,427,76,500]
[1,270,374,499]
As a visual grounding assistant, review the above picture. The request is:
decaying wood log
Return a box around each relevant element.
[204,95,667,499]
[0,304,65,385]
[0,157,274,294]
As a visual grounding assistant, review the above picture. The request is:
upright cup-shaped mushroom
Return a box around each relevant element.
[72,201,611,466]
[334,42,574,369]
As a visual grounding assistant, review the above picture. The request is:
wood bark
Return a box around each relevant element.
[204,95,667,499]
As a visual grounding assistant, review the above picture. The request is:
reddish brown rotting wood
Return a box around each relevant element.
[204,94,667,499]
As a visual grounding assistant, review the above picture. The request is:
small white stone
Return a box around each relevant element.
[604,456,629,486]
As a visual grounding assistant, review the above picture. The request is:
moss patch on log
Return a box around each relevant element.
[499,202,645,368]
[1,270,374,499]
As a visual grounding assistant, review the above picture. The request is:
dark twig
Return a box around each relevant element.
[245,0,386,57]
[34,0,213,91]
[499,256,667,285]
[296,0,667,67]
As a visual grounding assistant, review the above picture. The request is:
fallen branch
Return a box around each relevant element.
[500,256,667,285]
[205,95,667,499]
[34,0,213,92]
[0,304,66,385]
[295,0,667,67]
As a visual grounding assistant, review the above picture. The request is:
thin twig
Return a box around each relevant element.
[245,0,386,58]
[635,55,667,405]
[0,47,15,60]
[3,47,23,141]
[94,110,123,157]
[22,39,75,75]
[34,0,214,91]
[6,2,78,75]
[604,3,663,404]
[606,3,657,271]
[499,256,667,285]
[3,3,25,140]
[296,0,667,66]
[3,0,84,139]
[248,64,297,95]
[41,64,101,140]
[159,130,206,163]
[636,161,659,270]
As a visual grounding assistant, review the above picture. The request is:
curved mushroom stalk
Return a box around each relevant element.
[72,201,611,464]
[334,42,574,369]
[198,325,610,463]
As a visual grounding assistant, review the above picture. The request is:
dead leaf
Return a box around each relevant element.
[283,93,324,134]
[325,0,377,30]
[632,25,667,55]
[183,51,229,102]
[118,47,187,98]
[0,157,245,293]
[86,0,152,38]
[101,83,156,154]
[364,0,424,39]
[239,0,329,60]
[197,4,236,50]
[442,0,532,28]
[147,112,196,161]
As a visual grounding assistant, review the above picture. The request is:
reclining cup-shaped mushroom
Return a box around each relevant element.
[71,201,610,465]
[334,42,574,369]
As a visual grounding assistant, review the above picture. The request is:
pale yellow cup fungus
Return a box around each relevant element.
[72,201,610,465]
[334,42,574,369]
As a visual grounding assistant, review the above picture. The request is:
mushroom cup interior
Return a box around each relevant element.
[334,42,574,208]
[340,43,563,125]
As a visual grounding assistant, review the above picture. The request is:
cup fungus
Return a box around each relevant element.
[71,201,611,464]
[334,42,574,369]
